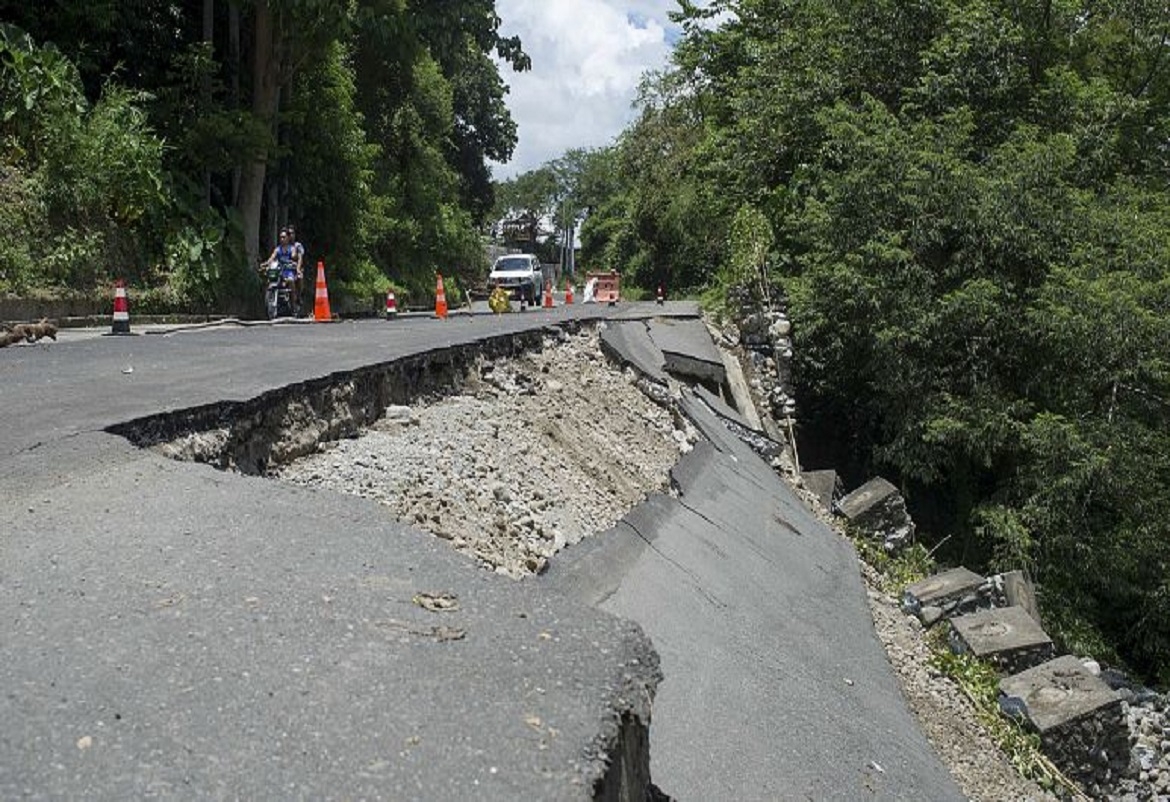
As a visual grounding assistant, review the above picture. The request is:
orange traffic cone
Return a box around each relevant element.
[543,279,554,308]
[385,289,398,319]
[111,279,131,334]
[565,282,574,305]
[313,261,332,321]
[435,274,448,319]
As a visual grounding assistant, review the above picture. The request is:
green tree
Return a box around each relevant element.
[627,0,1170,681]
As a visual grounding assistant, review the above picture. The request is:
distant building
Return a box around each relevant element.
[501,212,542,248]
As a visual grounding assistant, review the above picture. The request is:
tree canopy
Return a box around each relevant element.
[501,0,1170,684]
[0,0,527,309]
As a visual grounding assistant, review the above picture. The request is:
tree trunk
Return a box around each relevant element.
[202,0,214,207]
[237,0,281,266]
[228,1,240,202]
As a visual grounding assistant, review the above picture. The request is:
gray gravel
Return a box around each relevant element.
[275,328,687,578]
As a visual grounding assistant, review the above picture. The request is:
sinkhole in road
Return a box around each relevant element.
[114,324,691,577]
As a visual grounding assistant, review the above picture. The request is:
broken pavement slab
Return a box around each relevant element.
[999,655,1128,784]
[1,438,661,801]
[693,383,757,433]
[686,386,787,464]
[950,606,1054,674]
[647,317,727,387]
[550,396,966,801]
[599,320,667,383]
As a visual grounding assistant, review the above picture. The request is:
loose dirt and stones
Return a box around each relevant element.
[276,327,688,578]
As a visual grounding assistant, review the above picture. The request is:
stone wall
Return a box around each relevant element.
[725,284,797,425]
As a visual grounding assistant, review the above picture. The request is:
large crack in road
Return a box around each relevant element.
[274,326,692,577]
[138,324,694,580]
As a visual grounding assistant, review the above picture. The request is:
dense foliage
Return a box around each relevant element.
[507,0,1170,683]
[0,1,526,310]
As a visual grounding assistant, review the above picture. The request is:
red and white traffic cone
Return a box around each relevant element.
[111,279,131,334]
[313,261,333,322]
[385,289,398,319]
[656,284,664,305]
[435,274,448,319]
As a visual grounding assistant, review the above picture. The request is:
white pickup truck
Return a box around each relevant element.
[488,253,543,306]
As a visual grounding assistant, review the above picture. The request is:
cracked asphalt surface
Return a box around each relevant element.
[1,302,963,799]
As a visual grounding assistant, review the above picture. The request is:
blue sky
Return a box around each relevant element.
[490,0,686,180]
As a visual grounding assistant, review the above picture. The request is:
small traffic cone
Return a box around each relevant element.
[565,282,574,305]
[435,274,448,319]
[313,261,332,321]
[385,289,398,319]
[543,279,554,308]
[111,279,131,334]
[656,284,664,305]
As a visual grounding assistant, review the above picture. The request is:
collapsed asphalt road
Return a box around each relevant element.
[0,304,963,800]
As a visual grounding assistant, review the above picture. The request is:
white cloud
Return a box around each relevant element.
[490,0,682,180]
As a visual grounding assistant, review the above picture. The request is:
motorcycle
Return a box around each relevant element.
[264,261,298,319]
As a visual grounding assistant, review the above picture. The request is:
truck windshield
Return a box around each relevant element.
[494,258,531,272]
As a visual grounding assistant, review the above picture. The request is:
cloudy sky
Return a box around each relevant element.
[490,0,684,179]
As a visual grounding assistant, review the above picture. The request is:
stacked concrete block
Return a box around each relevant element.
[949,606,1054,675]
[837,477,916,552]
[902,567,986,626]
[999,656,1129,789]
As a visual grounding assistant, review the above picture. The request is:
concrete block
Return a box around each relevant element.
[1002,570,1042,626]
[838,477,898,520]
[950,606,1053,674]
[902,567,985,615]
[999,656,1128,785]
[837,477,915,551]
[801,469,838,511]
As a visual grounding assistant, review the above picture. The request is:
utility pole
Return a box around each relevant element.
[568,216,575,279]
[560,197,569,284]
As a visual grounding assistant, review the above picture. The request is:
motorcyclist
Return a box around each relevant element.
[286,225,305,315]
[262,229,299,316]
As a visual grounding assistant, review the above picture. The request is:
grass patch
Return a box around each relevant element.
[851,537,934,595]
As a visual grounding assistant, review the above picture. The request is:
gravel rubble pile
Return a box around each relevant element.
[1107,683,1170,800]
[276,327,685,578]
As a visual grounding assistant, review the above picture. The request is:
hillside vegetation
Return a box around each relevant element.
[0,1,526,311]
[497,0,1170,685]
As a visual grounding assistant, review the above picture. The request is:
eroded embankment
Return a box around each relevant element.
[108,322,689,578]
[108,326,554,473]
